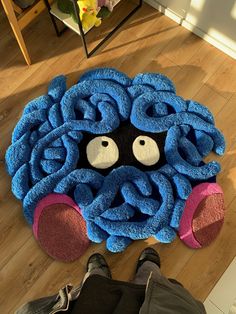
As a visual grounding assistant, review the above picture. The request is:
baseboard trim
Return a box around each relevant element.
[145,0,236,59]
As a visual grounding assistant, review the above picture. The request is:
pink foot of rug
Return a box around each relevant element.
[179,183,225,248]
[33,194,90,262]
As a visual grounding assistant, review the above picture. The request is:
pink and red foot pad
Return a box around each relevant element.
[179,183,225,248]
[33,193,90,262]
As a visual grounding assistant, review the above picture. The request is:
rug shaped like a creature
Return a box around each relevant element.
[6,68,226,261]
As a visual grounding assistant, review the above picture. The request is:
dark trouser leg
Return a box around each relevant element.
[82,267,109,284]
[132,261,162,285]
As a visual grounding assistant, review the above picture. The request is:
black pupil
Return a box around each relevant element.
[102,141,109,147]
[139,140,145,146]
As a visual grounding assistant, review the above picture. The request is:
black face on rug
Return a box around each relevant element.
[78,122,167,175]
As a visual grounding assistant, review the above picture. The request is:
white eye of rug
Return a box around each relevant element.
[86,136,119,169]
[132,136,160,166]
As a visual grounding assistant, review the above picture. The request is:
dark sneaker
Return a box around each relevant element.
[136,247,161,273]
[87,253,112,279]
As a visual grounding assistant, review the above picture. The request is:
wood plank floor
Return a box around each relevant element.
[0,2,236,313]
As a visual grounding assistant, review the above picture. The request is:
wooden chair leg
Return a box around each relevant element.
[1,0,31,65]
[12,1,23,14]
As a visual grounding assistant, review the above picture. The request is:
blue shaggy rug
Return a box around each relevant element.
[6,68,226,261]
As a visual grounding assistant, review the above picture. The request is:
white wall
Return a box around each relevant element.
[146,0,236,59]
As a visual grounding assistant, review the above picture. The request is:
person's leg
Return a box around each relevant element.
[132,248,162,285]
[82,253,112,284]
[133,248,183,287]
[133,260,162,285]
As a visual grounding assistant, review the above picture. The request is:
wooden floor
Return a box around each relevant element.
[1,2,236,313]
